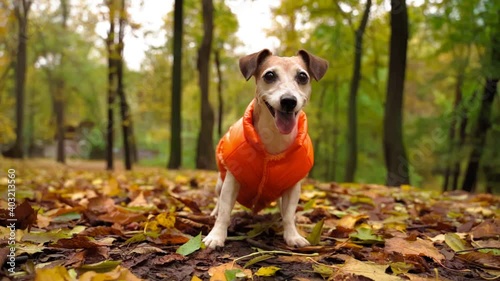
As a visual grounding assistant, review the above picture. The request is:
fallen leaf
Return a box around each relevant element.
[306,218,324,245]
[385,237,445,262]
[255,266,280,277]
[35,265,74,281]
[176,232,202,256]
[444,233,469,252]
[208,263,252,281]
[335,256,403,281]
[78,265,142,281]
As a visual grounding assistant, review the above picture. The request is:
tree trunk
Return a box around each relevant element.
[383,0,410,186]
[168,0,183,169]
[215,49,224,139]
[443,73,463,191]
[55,0,68,164]
[451,90,477,190]
[461,13,500,192]
[106,1,117,170]
[117,0,132,170]
[4,0,32,158]
[195,0,216,170]
[331,76,339,181]
[344,0,371,182]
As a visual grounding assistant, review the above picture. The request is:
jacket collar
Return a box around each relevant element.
[243,99,309,157]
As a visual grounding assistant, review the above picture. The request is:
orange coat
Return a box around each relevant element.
[216,100,314,213]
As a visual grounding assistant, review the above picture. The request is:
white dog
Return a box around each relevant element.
[203,49,328,248]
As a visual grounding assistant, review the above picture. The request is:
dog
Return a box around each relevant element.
[203,49,328,248]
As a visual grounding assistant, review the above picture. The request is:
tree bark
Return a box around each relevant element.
[344,0,371,182]
[168,0,183,169]
[196,0,216,170]
[4,0,32,158]
[117,0,132,170]
[443,73,463,191]
[215,49,224,139]
[106,0,117,170]
[55,0,68,164]
[461,11,500,192]
[383,0,410,186]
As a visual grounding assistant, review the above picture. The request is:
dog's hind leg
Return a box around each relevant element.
[280,183,310,247]
[210,173,224,217]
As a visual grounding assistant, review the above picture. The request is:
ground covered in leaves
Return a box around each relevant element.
[0,159,499,281]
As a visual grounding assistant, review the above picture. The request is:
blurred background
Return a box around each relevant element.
[0,0,498,193]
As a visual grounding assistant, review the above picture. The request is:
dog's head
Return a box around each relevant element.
[239,49,328,134]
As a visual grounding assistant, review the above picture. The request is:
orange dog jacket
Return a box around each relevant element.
[216,100,314,213]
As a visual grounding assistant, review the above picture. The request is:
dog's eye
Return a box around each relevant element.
[296,72,309,85]
[263,71,277,83]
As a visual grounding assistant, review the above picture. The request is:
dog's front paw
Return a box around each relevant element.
[203,229,227,249]
[284,233,310,248]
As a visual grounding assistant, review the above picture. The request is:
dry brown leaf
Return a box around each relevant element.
[385,237,445,262]
[333,256,403,281]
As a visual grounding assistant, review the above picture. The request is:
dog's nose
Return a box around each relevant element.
[280,95,297,112]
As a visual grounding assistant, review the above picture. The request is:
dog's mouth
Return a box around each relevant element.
[264,101,298,135]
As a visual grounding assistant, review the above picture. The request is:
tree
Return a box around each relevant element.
[3,0,32,158]
[105,0,117,170]
[195,0,216,169]
[383,0,410,186]
[117,0,132,170]
[54,0,68,164]
[167,0,183,169]
[344,0,372,182]
[462,11,499,191]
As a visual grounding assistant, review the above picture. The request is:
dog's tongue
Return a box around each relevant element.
[275,111,296,134]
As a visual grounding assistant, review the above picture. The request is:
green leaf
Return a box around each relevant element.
[390,262,414,274]
[349,227,383,244]
[124,233,147,245]
[303,199,316,210]
[52,212,81,222]
[176,232,202,256]
[445,233,468,252]
[312,264,334,278]
[243,254,274,268]
[224,269,241,281]
[306,219,324,245]
[255,266,280,277]
[79,260,121,273]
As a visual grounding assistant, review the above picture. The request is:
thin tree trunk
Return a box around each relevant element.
[451,90,477,190]
[106,1,117,170]
[55,0,68,164]
[215,49,223,138]
[117,0,132,170]
[443,73,464,191]
[461,13,499,192]
[344,0,371,182]
[4,0,32,158]
[196,0,216,170]
[168,0,183,169]
[383,0,410,186]
[331,76,339,182]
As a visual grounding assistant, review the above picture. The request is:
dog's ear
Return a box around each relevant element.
[239,49,273,81]
[297,50,329,81]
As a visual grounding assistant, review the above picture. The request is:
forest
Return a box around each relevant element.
[1,0,499,193]
[0,0,499,280]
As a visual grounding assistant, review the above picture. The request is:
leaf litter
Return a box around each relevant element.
[0,159,499,280]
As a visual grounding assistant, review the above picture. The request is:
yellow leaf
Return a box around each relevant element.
[79,265,143,281]
[191,276,202,281]
[35,266,74,281]
[103,177,120,196]
[157,212,176,228]
[255,266,281,277]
